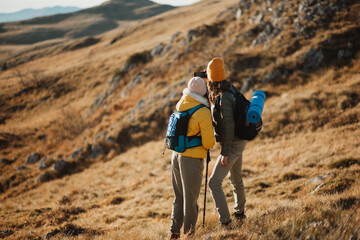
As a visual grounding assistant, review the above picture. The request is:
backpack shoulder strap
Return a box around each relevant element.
[184,104,205,115]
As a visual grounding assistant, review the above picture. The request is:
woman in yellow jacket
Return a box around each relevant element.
[170,77,215,239]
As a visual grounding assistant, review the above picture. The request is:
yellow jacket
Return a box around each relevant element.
[176,89,215,158]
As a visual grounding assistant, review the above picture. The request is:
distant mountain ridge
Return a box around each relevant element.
[0,6,82,23]
[0,0,175,45]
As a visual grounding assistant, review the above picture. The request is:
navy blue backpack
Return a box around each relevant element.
[165,104,205,153]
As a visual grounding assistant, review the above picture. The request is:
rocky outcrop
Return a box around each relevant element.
[25,152,41,164]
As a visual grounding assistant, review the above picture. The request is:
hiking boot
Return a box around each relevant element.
[169,232,180,239]
[233,211,246,220]
[221,220,232,229]
[222,220,231,226]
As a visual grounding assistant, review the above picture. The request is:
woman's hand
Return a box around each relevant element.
[220,155,229,167]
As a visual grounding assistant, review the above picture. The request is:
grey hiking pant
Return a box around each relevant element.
[170,152,204,234]
[209,140,247,224]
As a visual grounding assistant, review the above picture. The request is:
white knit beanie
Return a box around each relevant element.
[187,77,207,96]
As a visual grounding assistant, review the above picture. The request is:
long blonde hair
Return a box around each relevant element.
[207,80,231,104]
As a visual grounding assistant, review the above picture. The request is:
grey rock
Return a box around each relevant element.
[151,43,165,57]
[251,32,267,47]
[216,7,237,20]
[305,171,336,185]
[337,49,354,60]
[255,13,264,24]
[295,0,344,32]
[236,8,242,19]
[250,22,275,47]
[120,72,142,98]
[272,28,282,38]
[264,22,275,35]
[241,77,254,93]
[173,53,184,61]
[184,44,193,53]
[239,0,252,10]
[132,73,142,85]
[38,157,50,170]
[17,166,27,171]
[186,29,197,45]
[52,159,67,173]
[302,48,324,72]
[304,13,315,21]
[170,31,182,44]
[89,145,105,158]
[263,69,281,83]
[238,0,246,7]
[306,176,326,184]
[108,75,121,95]
[0,229,13,237]
[93,91,108,109]
[137,99,146,110]
[311,183,325,194]
[35,172,54,183]
[106,136,117,144]
[71,148,83,159]
[162,45,172,55]
[249,15,257,25]
[25,152,41,164]
[93,131,108,142]
[273,1,286,19]
[121,62,136,73]
[244,2,252,10]
[127,113,135,122]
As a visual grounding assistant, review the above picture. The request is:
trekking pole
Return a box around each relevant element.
[203,150,211,227]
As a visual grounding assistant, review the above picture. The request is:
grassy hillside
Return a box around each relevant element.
[0,0,359,239]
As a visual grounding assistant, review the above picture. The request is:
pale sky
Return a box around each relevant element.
[0,0,200,13]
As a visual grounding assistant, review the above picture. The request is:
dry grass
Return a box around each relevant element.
[1,118,359,239]
[1,70,359,236]
[50,107,89,141]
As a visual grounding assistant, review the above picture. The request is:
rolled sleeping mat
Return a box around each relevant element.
[246,90,266,123]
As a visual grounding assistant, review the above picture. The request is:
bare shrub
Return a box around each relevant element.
[29,70,46,88]
[13,69,53,90]
[126,50,152,66]
[329,158,360,169]
[318,178,355,194]
[109,196,125,205]
[281,172,302,182]
[51,108,88,141]
[13,69,29,88]
[122,50,152,73]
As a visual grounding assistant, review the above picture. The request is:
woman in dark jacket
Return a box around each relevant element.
[206,57,247,226]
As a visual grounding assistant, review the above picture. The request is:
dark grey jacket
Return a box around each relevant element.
[211,85,240,156]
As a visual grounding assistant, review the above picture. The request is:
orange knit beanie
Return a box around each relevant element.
[207,57,226,82]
